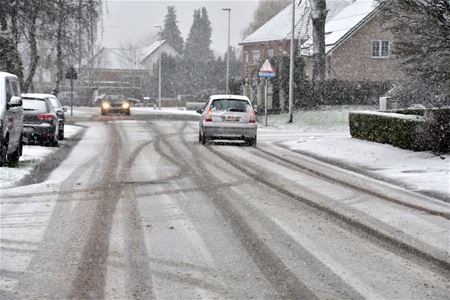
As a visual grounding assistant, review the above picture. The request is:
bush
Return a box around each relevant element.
[349,107,450,153]
[349,111,428,151]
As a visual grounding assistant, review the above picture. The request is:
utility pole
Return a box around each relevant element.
[155,25,162,110]
[222,8,231,94]
[288,0,295,123]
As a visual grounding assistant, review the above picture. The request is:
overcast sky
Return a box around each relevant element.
[100,0,259,56]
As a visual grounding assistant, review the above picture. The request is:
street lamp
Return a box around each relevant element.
[288,0,295,123]
[222,8,231,94]
[155,25,162,110]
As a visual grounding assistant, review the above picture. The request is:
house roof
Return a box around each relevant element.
[302,0,382,54]
[240,0,352,45]
[87,40,170,70]
[140,40,167,63]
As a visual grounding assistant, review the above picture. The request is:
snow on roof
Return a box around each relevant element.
[88,40,167,70]
[302,0,381,54]
[140,40,166,62]
[240,0,352,45]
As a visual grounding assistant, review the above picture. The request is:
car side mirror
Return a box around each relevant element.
[196,109,203,114]
[8,96,22,108]
[63,107,67,112]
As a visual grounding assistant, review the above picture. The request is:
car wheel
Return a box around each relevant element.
[201,131,209,145]
[7,145,20,166]
[125,110,130,116]
[247,137,257,147]
[198,128,202,143]
[0,139,7,167]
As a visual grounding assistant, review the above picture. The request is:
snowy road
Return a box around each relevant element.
[1,115,449,299]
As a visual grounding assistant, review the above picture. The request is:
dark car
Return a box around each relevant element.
[22,96,59,147]
[100,94,131,115]
[22,93,66,140]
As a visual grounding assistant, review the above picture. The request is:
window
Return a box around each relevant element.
[5,79,12,102]
[252,50,260,64]
[372,40,390,58]
[268,49,274,57]
[244,52,250,63]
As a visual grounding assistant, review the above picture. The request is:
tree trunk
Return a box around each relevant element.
[309,0,327,82]
[55,0,65,94]
[23,12,39,93]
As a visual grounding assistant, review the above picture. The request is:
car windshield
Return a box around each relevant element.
[210,99,250,112]
[23,99,47,112]
[107,95,125,102]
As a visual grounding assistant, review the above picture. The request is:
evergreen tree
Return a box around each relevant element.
[161,6,183,53]
[184,7,214,62]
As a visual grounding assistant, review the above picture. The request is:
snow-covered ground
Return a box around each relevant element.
[258,106,449,199]
[1,105,448,199]
[0,125,83,189]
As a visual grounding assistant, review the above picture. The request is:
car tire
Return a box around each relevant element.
[125,110,130,116]
[7,144,21,166]
[198,128,202,143]
[201,131,209,145]
[247,137,257,147]
[0,139,7,167]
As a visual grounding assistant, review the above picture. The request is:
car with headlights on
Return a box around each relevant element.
[197,95,257,146]
[100,94,131,115]
[21,95,59,147]
[22,93,66,140]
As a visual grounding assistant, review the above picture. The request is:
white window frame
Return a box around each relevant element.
[252,50,260,64]
[372,40,390,58]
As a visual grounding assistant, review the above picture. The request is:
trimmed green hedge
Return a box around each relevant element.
[349,108,450,153]
[350,112,428,151]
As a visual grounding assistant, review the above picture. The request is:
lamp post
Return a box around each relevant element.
[155,25,162,110]
[288,0,295,123]
[222,8,231,94]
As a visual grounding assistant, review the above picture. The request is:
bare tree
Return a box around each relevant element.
[308,0,327,82]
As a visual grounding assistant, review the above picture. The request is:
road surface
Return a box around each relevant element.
[1,114,449,299]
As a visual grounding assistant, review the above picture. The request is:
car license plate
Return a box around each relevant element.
[23,127,34,133]
[225,116,237,121]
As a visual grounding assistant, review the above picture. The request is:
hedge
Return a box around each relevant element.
[349,108,450,153]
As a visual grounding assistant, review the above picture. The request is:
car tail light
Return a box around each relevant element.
[205,108,213,122]
[249,110,256,123]
[37,114,55,121]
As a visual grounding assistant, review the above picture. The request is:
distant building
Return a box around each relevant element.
[239,0,405,82]
[81,40,179,101]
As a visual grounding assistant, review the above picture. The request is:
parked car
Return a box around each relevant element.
[22,93,66,139]
[21,95,59,147]
[100,94,131,115]
[197,95,257,146]
[0,72,23,166]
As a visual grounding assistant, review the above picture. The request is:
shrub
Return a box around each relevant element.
[349,111,428,151]
[350,107,450,153]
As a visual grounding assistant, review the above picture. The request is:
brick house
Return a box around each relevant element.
[240,0,405,82]
[239,0,351,78]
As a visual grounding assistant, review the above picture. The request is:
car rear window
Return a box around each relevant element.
[210,99,250,112]
[49,97,61,108]
[23,99,48,112]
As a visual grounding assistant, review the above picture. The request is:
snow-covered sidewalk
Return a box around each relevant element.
[0,125,83,189]
[259,107,449,200]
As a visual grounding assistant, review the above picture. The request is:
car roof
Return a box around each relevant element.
[22,93,57,99]
[210,95,250,101]
[0,72,19,80]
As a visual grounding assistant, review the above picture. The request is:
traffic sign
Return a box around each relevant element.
[258,59,276,78]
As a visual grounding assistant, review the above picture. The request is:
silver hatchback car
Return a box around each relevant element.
[197,95,257,146]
